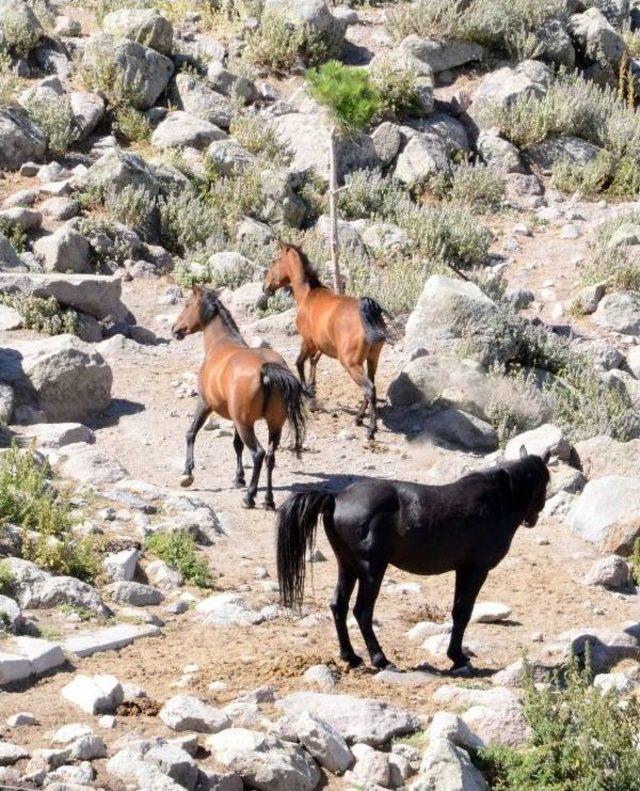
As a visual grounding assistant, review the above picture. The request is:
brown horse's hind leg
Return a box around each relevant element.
[236,424,265,509]
[345,364,377,440]
[181,397,211,487]
[447,566,489,670]
[233,429,245,489]
[263,428,281,510]
[330,564,361,667]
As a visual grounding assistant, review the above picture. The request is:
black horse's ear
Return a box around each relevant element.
[519,445,528,460]
[542,449,551,464]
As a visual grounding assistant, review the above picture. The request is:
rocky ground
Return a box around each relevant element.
[0,0,640,789]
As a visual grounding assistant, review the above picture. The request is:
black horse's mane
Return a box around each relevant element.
[287,243,323,288]
[199,289,247,344]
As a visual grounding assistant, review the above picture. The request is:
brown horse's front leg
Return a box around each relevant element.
[447,566,489,670]
[182,397,211,487]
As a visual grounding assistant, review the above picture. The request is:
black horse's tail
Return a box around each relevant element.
[359,296,392,345]
[277,490,335,611]
[261,363,308,456]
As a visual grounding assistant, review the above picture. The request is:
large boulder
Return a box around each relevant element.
[568,476,640,553]
[0,272,132,322]
[0,234,24,271]
[33,225,92,275]
[0,107,46,170]
[169,73,233,129]
[82,33,174,110]
[469,60,552,123]
[370,36,435,116]
[0,335,112,422]
[405,113,470,155]
[69,91,106,142]
[263,0,341,37]
[504,424,571,462]
[410,738,489,791]
[151,111,227,150]
[416,408,499,452]
[3,558,106,613]
[594,292,640,335]
[567,7,625,65]
[393,134,450,188]
[395,34,483,74]
[526,135,605,174]
[102,8,173,55]
[574,435,640,478]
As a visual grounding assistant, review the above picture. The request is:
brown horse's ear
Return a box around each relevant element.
[278,239,287,251]
[192,284,202,295]
[519,445,528,460]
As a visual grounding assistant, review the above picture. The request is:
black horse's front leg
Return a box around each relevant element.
[447,566,489,670]
[181,397,211,487]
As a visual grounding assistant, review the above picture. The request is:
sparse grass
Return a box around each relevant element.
[349,254,436,315]
[0,50,26,105]
[581,211,640,291]
[112,105,151,143]
[431,161,506,214]
[255,289,296,317]
[0,560,12,595]
[338,169,405,221]
[1,295,80,336]
[104,184,156,239]
[0,217,27,253]
[630,538,640,584]
[174,254,253,290]
[229,114,290,167]
[24,95,76,157]
[476,654,640,791]
[145,530,213,588]
[369,56,420,120]
[159,187,226,256]
[551,153,613,197]
[0,5,42,56]
[0,444,99,582]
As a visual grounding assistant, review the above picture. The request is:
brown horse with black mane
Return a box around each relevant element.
[263,242,391,439]
[171,287,307,509]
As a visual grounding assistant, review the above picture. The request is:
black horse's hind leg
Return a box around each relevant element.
[353,564,391,669]
[236,424,265,509]
[447,566,489,670]
[263,428,281,510]
[182,397,211,487]
[330,565,361,667]
[232,429,245,489]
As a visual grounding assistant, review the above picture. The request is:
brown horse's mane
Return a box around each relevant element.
[199,289,247,345]
[287,243,323,288]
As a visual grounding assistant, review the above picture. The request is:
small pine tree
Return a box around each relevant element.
[306,61,381,292]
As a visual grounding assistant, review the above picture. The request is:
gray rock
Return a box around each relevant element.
[568,476,640,553]
[607,221,640,248]
[82,33,174,110]
[410,737,488,791]
[151,111,227,150]
[462,703,531,748]
[0,206,41,231]
[69,91,106,142]
[477,129,524,173]
[107,581,164,606]
[64,623,160,657]
[575,282,605,315]
[2,557,106,612]
[370,37,434,116]
[537,18,576,68]
[102,8,173,55]
[0,382,14,423]
[504,423,571,462]
[145,743,198,790]
[34,225,91,275]
[526,135,605,175]
[371,122,403,166]
[103,549,139,582]
[0,741,29,766]
[0,304,22,331]
[0,107,46,170]
[0,595,21,632]
[583,555,633,589]
[470,60,552,122]
[207,139,256,175]
[594,292,640,334]
[170,73,233,129]
[159,694,231,734]
[361,222,408,254]
[406,112,470,155]
[393,133,450,188]
[264,0,342,38]
[61,674,123,714]
[276,692,419,746]
[294,711,353,773]
[0,334,112,423]
[146,559,183,589]
[398,35,483,73]
[0,0,43,53]
[428,712,484,751]
[195,592,265,626]
[567,7,625,65]
[0,234,23,271]
[6,711,36,727]
[207,61,258,104]
[417,408,498,452]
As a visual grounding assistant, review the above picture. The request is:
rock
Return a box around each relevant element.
[394,134,450,189]
[427,712,484,751]
[82,33,174,110]
[0,106,46,170]
[462,704,531,748]
[207,62,258,104]
[7,636,65,675]
[6,712,36,727]
[0,272,131,322]
[276,692,419,746]
[69,91,106,142]
[170,73,233,128]
[397,35,483,74]
[0,304,22,331]
[0,0,43,52]
[575,282,605,314]
[470,60,552,122]
[594,292,640,334]
[0,234,23,271]
[568,476,640,553]
[34,225,91,275]
[195,592,265,626]
[0,382,14,423]
[52,723,94,745]
[567,7,625,65]
[146,559,183,589]
[145,743,198,790]
[17,422,95,448]
[583,555,633,589]
[607,222,640,248]
[537,18,576,68]
[0,595,21,632]
[294,712,353,773]
[303,664,336,691]
[259,169,306,228]
[0,741,29,766]
[107,747,188,790]
[470,602,512,623]
[351,744,391,786]
[504,423,571,462]
[102,8,173,55]
[477,129,524,173]
[0,206,41,231]
[0,652,32,685]
[207,138,256,175]
[151,110,226,150]
[370,38,434,116]
[159,694,231,734]
[417,407,498,452]
[103,549,139,582]
[61,674,123,715]
[0,335,112,423]
[64,623,160,658]
[106,581,164,606]
[263,0,341,38]
[59,444,128,485]
[69,733,107,760]
[548,625,640,673]
[371,122,403,166]
[593,671,632,693]
[3,557,106,612]
[526,135,605,175]
[410,737,489,791]
[361,222,409,254]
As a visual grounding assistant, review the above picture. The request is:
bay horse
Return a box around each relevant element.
[263,242,390,439]
[277,448,550,671]
[171,286,307,509]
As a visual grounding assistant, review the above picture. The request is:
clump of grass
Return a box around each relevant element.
[0,4,42,56]
[370,56,421,120]
[1,294,79,336]
[174,255,253,290]
[0,50,26,105]
[0,560,12,595]
[0,217,27,253]
[145,530,213,588]
[229,114,290,167]
[0,444,99,582]
[581,212,640,291]
[630,538,640,584]
[476,653,640,791]
[103,183,156,239]
[484,367,549,446]
[255,289,296,317]
[339,169,406,220]
[431,161,506,214]
[551,152,613,197]
[159,187,226,256]
[24,95,76,157]
[349,254,436,315]
[112,105,151,143]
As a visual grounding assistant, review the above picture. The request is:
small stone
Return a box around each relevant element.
[6,712,37,727]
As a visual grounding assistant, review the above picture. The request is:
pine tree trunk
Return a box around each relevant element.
[329,126,342,294]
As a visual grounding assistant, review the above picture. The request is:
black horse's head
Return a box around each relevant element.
[502,446,551,528]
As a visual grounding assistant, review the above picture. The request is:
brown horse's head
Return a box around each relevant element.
[263,241,293,296]
[172,286,206,340]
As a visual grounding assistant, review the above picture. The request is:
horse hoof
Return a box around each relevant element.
[233,479,246,489]
[355,416,364,426]
[180,474,194,488]
[345,654,363,669]
[242,496,255,509]
[451,661,473,677]
[263,500,276,511]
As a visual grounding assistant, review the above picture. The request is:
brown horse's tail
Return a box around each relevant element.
[261,363,308,456]
[359,297,392,345]
[277,489,336,611]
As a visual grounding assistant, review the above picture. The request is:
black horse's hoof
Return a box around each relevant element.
[343,654,363,668]
[450,660,472,676]
[355,416,364,426]
[241,496,255,509]
[233,478,246,489]
[263,499,276,511]
[180,474,194,488]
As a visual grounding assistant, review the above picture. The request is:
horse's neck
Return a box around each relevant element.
[287,257,316,303]
[203,319,244,353]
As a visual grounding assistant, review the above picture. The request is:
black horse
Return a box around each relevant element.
[277,449,550,671]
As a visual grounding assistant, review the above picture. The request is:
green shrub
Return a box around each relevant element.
[112,105,151,143]
[159,188,226,255]
[0,561,11,595]
[0,444,99,582]
[581,212,640,291]
[0,50,25,105]
[349,254,436,315]
[256,289,296,317]
[551,153,613,196]
[431,161,506,213]
[630,537,640,584]
[104,184,156,238]
[370,56,421,120]
[306,61,381,133]
[229,114,291,166]
[24,96,76,157]
[200,161,265,235]
[0,217,27,253]
[174,255,253,290]
[1,294,80,336]
[145,530,213,588]
[244,12,308,74]
[0,6,42,56]
[484,367,549,446]
[338,169,405,220]
[477,654,640,791]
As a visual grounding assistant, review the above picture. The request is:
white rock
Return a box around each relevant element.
[504,423,571,462]
[470,602,512,623]
[60,674,123,715]
[159,694,231,734]
[103,548,139,582]
[295,711,353,774]
[6,712,37,727]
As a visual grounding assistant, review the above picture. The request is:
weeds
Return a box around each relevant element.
[431,161,506,214]
[256,289,296,317]
[112,106,151,143]
[0,5,42,56]
[145,531,213,588]
[0,50,25,105]
[0,561,11,595]
[630,538,640,584]
[229,114,290,167]
[369,56,420,120]
[104,184,156,239]
[0,218,27,253]
[24,96,76,157]
[159,188,226,255]
[581,212,640,291]
[1,295,79,336]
